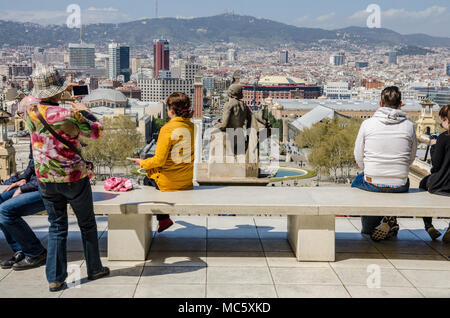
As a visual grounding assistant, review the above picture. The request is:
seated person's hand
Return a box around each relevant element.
[127,158,142,166]
[67,101,89,112]
[430,139,437,146]
[12,188,22,198]
[4,179,26,192]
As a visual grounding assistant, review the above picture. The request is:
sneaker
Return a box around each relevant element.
[386,224,400,239]
[1,252,25,269]
[443,228,450,244]
[12,250,47,271]
[426,226,442,241]
[371,217,397,242]
[49,282,67,292]
[158,218,174,233]
[88,267,110,281]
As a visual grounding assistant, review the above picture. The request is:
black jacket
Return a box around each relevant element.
[420,132,450,196]
[18,143,39,193]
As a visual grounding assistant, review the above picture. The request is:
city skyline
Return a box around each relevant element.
[0,0,449,38]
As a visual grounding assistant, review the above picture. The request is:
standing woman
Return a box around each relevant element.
[130,92,195,233]
[420,104,450,242]
[27,66,109,292]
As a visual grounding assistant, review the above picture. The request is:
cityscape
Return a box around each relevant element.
[0,0,449,301]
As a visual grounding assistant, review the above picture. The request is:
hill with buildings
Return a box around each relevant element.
[0,14,449,48]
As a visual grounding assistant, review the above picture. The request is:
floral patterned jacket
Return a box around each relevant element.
[26,103,103,183]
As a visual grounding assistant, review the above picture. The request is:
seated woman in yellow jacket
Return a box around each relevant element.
[129,92,195,233]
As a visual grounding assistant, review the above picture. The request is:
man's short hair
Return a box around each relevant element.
[381,86,402,109]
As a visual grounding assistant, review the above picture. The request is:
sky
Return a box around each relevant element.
[0,0,449,37]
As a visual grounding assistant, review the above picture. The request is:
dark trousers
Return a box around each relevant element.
[143,177,170,222]
[0,189,46,258]
[352,173,409,235]
[420,176,434,229]
[38,177,103,283]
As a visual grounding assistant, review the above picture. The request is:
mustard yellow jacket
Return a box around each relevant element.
[140,117,195,192]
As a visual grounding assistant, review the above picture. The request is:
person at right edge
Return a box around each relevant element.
[420,104,450,243]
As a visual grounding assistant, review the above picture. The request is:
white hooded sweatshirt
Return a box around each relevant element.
[354,107,417,186]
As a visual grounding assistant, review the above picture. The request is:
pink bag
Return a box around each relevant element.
[104,177,133,192]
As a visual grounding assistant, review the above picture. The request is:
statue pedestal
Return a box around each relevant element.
[0,141,16,181]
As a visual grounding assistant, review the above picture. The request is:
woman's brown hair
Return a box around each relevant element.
[166,92,193,119]
[439,104,450,132]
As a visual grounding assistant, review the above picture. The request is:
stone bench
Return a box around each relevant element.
[88,186,450,262]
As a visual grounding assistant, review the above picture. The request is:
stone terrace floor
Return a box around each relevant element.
[0,216,449,298]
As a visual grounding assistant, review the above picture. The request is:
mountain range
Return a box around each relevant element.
[0,14,449,48]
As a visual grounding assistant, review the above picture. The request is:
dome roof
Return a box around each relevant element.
[82,88,127,103]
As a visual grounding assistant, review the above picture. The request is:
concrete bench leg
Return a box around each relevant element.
[107,215,153,261]
[288,215,335,262]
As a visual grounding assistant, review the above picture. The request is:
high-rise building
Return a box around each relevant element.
[280,50,289,64]
[388,51,398,65]
[330,52,345,66]
[446,63,450,77]
[180,61,201,81]
[153,39,170,78]
[324,81,351,100]
[108,43,131,82]
[228,49,237,62]
[355,61,369,68]
[138,78,194,103]
[69,43,95,69]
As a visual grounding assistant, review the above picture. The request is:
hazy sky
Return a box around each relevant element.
[0,0,449,37]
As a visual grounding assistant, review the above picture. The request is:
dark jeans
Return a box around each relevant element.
[143,177,170,222]
[419,176,434,229]
[38,177,103,283]
[0,189,46,258]
[352,173,410,235]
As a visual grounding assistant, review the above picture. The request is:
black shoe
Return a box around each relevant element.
[49,282,67,292]
[12,250,47,271]
[88,267,110,281]
[1,252,25,269]
[426,226,442,241]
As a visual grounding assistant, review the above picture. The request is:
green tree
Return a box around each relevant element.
[82,115,144,177]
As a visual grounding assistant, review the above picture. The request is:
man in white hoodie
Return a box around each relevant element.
[352,86,417,242]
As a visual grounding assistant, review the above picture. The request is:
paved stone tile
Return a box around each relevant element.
[270,268,342,285]
[261,239,292,252]
[207,217,258,239]
[418,288,450,298]
[135,284,206,298]
[206,251,267,267]
[207,239,263,252]
[254,217,287,239]
[208,216,256,227]
[79,266,143,286]
[335,240,380,254]
[346,286,423,298]
[385,254,450,270]
[151,238,206,252]
[334,267,413,287]
[335,233,368,241]
[207,284,277,298]
[331,253,394,269]
[207,266,273,285]
[66,231,107,252]
[140,266,206,285]
[61,284,136,298]
[145,252,207,267]
[374,240,440,255]
[156,216,207,239]
[0,266,47,285]
[400,270,450,288]
[276,284,350,298]
[265,252,331,269]
[0,268,11,281]
[348,218,363,231]
[336,218,360,232]
[0,282,63,298]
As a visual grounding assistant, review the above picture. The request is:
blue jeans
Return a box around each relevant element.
[38,177,103,283]
[0,189,46,258]
[351,173,410,235]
